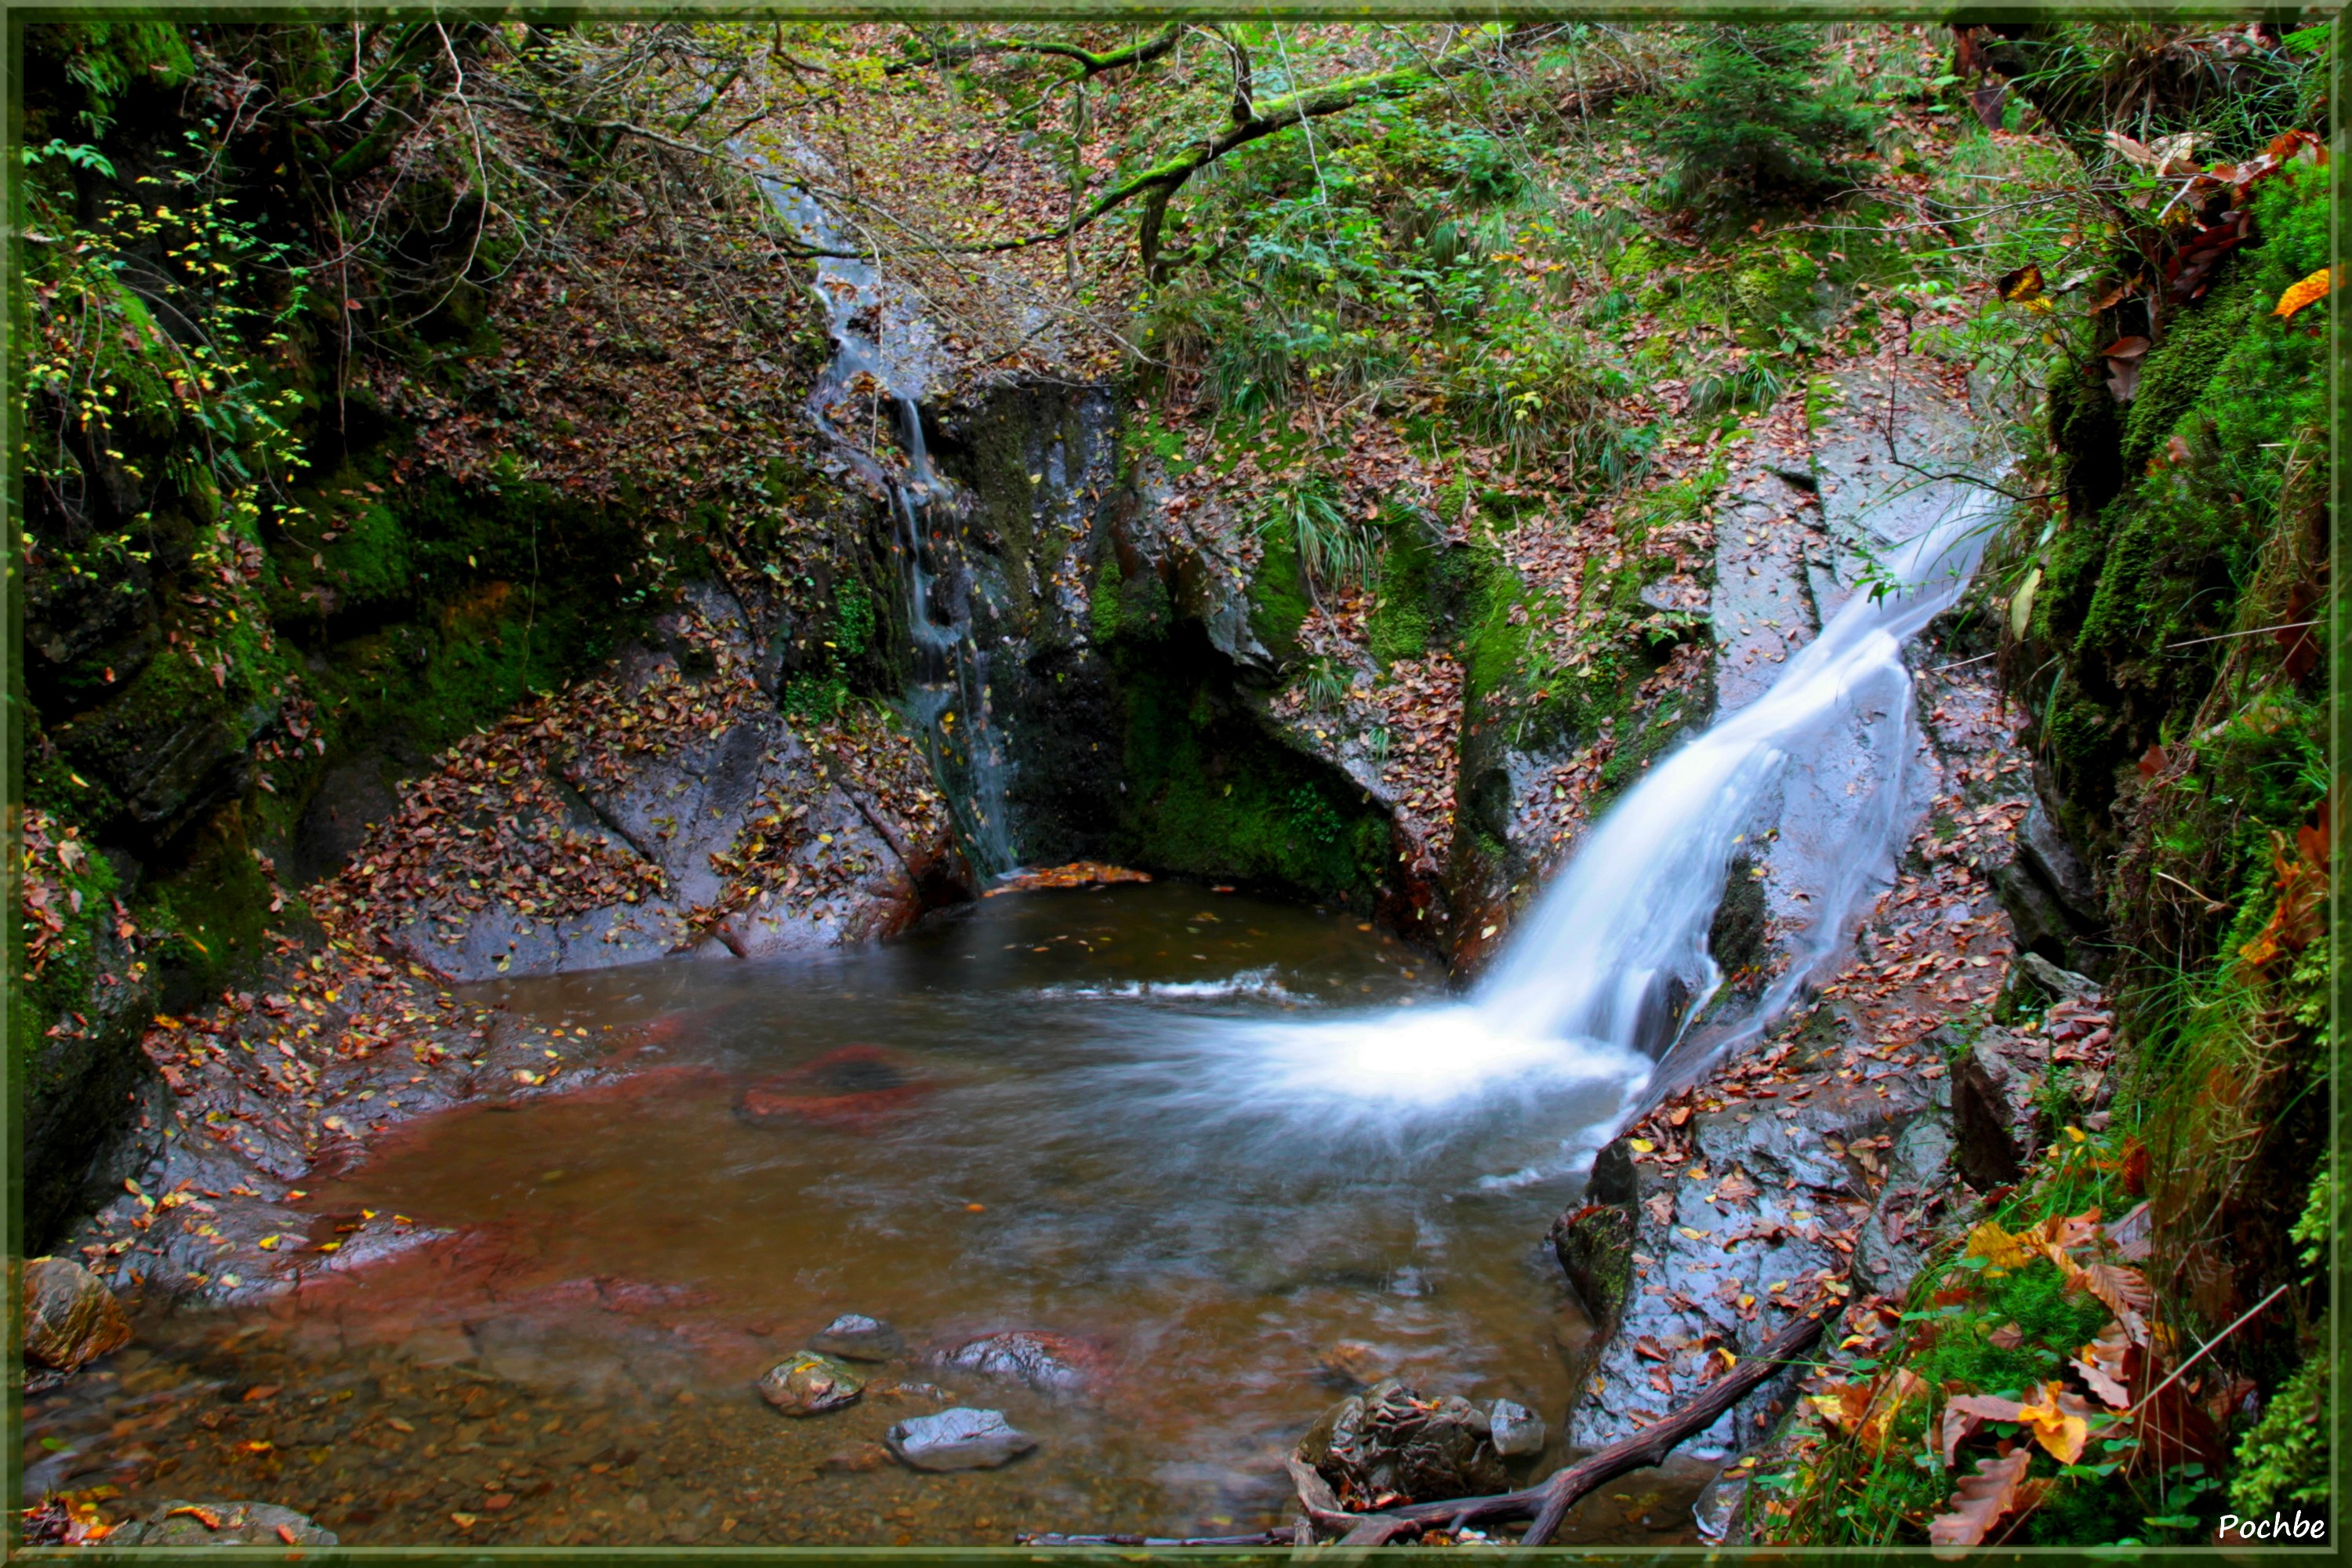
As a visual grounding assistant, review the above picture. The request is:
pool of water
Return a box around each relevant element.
[29,883,1713,1545]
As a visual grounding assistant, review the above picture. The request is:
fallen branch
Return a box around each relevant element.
[1014,1298,1831,1548]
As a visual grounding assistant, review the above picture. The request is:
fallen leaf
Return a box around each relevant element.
[1929,1447,2039,1546]
[2273,267,2333,320]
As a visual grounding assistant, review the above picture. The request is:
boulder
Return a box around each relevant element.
[2016,800,2100,926]
[1488,1399,1547,1459]
[809,1312,904,1363]
[885,1408,1037,1472]
[1995,953,2102,1022]
[1950,1029,2048,1189]
[22,1256,132,1371]
[1857,1108,1959,1297]
[934,1330,1100,1395]
[1295,1380,1508,1508]
[755,1351,864,1417]
[1548,1202,1637,1344]
[107,1501,337,1546]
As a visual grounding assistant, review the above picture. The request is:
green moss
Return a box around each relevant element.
[1247,518,1310,664]
[2230,1351,2330,1518]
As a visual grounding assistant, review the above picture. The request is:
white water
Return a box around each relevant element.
[1176,485,2000,1149]
[756,165,1020,876]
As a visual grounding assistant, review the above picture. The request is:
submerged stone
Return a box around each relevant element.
[885,1407,1037,1471]
[810,1312,905,1362]
[107,1501,338,1546]
[756,1351,865,1417]
[934,1330,1099,1395]
[22,1256,132,1372]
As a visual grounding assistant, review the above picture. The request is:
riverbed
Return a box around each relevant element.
[27,882,1717,1545]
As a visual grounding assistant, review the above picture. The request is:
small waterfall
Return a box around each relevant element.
[1163,486,1998,1150]
[758,172,1019,877]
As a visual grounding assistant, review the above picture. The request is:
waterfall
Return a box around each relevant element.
[1168,485,1999,1147]
[757,171,1019,877]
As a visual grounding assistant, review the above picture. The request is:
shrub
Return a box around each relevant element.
[1651,26,1873,209]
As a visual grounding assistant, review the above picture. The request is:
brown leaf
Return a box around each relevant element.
[2075,1321,2140,1408]
[1929,1448,2038,1546]
[2100,335,2151,360]
[2073,1259,2154,1323]
[1989,1322,2024,1350]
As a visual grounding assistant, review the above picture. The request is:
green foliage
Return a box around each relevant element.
[1646,26,1873,210]
[1258,471,1374,597]
[2228,1352,2330,1517]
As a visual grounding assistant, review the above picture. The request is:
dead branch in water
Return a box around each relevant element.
[1017,1298,1833,1548]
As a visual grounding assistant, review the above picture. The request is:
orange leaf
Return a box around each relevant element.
[2272,267,2333,320]
[1929,1448,2039,1546]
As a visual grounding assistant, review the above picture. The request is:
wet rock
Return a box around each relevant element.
[1488,1399,1546,1459]
[1951,1026,2047,1189]
[817,1442,895,1474]
[934,1330,1100,1395]
[1712,467,1826,713]
[107,1501,338,1546]
[21,1256,132,1371]
[1550,1200,1637,1344]
[809,1312,904,1362]
[1295,1380,1508,1507]
[885,1407,1037,1471]
[1693,1471,1750,1544]
[1569,1071,1936,1456]
[1991,853,2102,978]
[1857,1107,1960,1297]
[2016,800,2101,925]
[755,1351,865,1417]
[737,1046,931,1132]
[1318,1340,1393,1388]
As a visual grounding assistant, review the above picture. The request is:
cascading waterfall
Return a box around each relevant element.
[758,171,1019,877]
[1165,485,2001,1154]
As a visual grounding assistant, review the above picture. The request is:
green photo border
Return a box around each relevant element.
[0,3,2339,1562]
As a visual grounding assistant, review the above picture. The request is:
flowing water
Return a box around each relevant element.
[30,485,1991,1545]
[30,885,1682,1544]
[760,167,1019,876]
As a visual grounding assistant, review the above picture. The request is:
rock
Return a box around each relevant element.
[1951,1029,2048,1189]
[21,1256,132,1371]
[737,1046,931,1132]
[809,1312,904,1362]
[1857,1108,1959,1297]
[934,1330,1099,1395]
[2016,799,2100,925]
[884,1407,1037,1472]
[1693,1472,1750,1544]
[1996,952,2103,1022]
[1295,1380,1509,1507]
[1318,1340,1392,1388]
[817,1442,895,1474]
[1549,1200,1637,1344]
[1488,1399,1546,1459]
[1991,855,2102,978]
[107,1501,338,1546]
[755,1351,865,1417]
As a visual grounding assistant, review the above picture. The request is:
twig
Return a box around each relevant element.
[2125,1281,2292,1418]
[2165,619,2318,651]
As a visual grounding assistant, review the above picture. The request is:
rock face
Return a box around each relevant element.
[809,1313,905,1362]
[884,1408,1037,1472]
[107,1501,338,1546]
[331,586,970,985]
[1295,1381,1509,1507]
[1991,800,2107,975]
[1564,1066,1946,1456]
[756,1351,866,1417]
[1950,1026,2050,1189]
[933,1330,1100,1396]
[21,1256,132,1371]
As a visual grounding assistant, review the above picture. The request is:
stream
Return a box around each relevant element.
[27,884,1670,1544]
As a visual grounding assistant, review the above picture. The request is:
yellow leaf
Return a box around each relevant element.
[2273,267,2333,320]
[1628,1137,1655,1153]
[1965,1221,2034,1272]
